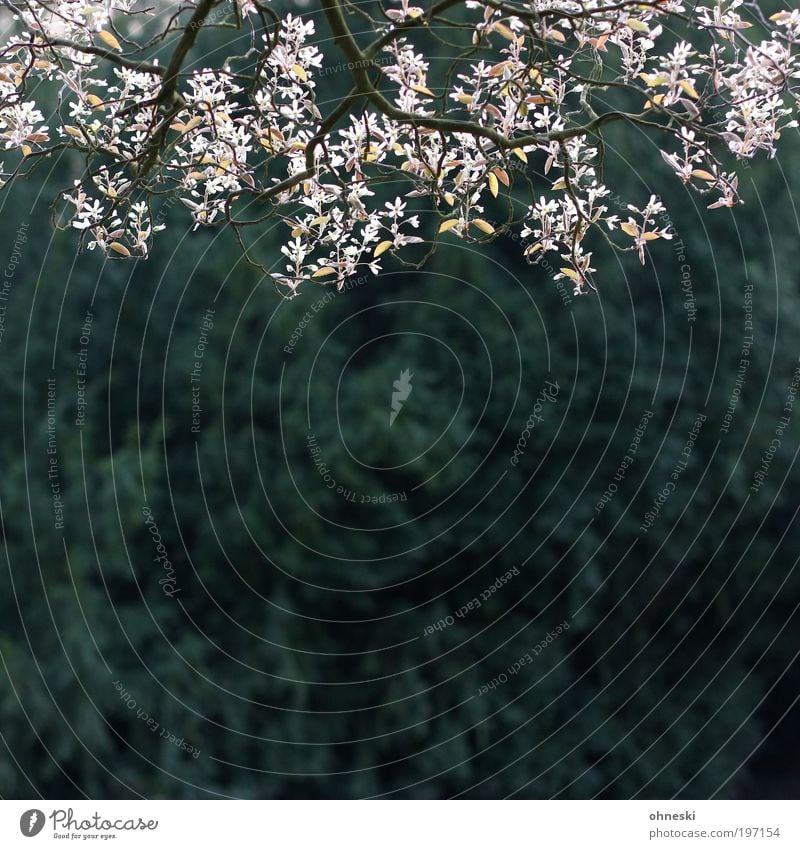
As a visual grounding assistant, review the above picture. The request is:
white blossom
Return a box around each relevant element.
[0,0,797,293]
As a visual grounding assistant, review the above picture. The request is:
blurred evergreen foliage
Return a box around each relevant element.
[1,4,800,798]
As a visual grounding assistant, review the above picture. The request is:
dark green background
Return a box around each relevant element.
[1,3,800,799]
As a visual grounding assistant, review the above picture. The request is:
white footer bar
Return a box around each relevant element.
[3,800,796,848]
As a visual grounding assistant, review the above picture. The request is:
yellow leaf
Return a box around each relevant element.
[97,30,121,51]
[21,144,31,156]
[626,19,650,33]
[292,64,307,82]
[560,268,579,281]
[639,72,669,87]
[692,169,716,181]
[487,172,499,197]
[64,126,83,138]
[511,147,528,163]
[679,79,700,99]
[373,240,393,257]
[86,94,104,109]
[109,242,131,257]
[444,193,455,206]
[312,267,337,278]
[551,177,567,191]
[472,218,495,235]
[642,232,660,241]
[438,219,459,233]
[524,242,542,256]
[620,222,639,237]
[492,22,516,40]
[411,85,435,97]
[488,61,510,78]
[548,29,566,43]
[183,115,202,133]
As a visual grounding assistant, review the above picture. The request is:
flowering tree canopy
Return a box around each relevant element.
[1,0,798,294]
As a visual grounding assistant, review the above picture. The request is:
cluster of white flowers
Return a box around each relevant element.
[0,0,798,294]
